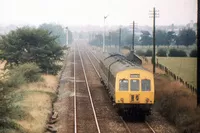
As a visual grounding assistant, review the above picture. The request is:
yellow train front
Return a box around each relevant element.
[98,52,154,119]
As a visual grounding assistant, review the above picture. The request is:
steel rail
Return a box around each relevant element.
[85,51,101,78]
[145,121,156,133]
[88,47,100,63]
[120,117,132,133]
[77,46,101,133]
[73,45,77,133]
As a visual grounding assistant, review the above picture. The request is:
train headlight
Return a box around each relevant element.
[120,98,124,103]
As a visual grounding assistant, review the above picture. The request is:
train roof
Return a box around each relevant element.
[97,51,152,76]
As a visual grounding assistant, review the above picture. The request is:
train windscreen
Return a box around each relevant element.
[119,79,128,91]
[142,79,151,91]
[130,79,139,91]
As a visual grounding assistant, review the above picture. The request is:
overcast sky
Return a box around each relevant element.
[0,0,197,27]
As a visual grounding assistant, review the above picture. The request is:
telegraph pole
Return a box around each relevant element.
[153,8,156,74]
[103,15,108,52]
[66,27,69,46]
[109,32,111,51]
[131,21,135,51]
[197,0,200,107]
[149,7,159,74]
[119,27,121,53]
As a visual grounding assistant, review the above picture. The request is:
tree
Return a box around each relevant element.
[139,30,152,46]
[39,23,73,46]
[155,30,168,46]
[0,27,64,74]
[89,34,103,46]
[177,28,196,47]
[166,31,177,46]
[124,34,140,46]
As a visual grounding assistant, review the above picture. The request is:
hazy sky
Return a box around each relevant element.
[0,0,197,26]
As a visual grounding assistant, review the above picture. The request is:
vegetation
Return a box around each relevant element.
[190,49,197,57]
[0,26,64,132]
[0,63,42,132]
[139,30,152,46]
[39,23,73,45]
[135,49,145,56]
[89,27,196,49]
[144,49,152,56]
[155,30,167,46]
[155,74,200,133]
[176,28,196,47]
[168,49,187,57]
[0,27,64,74]
[142,58,199,132]
[157,48,167,57]
[5,63,42,87]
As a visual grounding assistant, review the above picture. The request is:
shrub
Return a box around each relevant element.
[123,46,130,50]
[168,49,187,57]
[155,75,200,133]
[145,49,152,56]
[189,49,197,57]
[5,63,42,87]
[136,49,145,56]
[157,48,167,57]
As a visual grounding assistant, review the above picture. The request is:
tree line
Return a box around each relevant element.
[89,27,196,48]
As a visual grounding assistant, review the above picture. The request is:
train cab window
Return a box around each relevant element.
[119,79,128,91]
[130,79,139,91]
[142,79,151,91]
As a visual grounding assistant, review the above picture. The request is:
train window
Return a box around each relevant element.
[142,79,151,91]
[119,79,128,91]
[130,79,139,91]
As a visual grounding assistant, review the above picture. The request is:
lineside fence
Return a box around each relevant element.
[141,56,197,94]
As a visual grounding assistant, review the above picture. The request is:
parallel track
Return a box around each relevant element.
[74,44,101,133]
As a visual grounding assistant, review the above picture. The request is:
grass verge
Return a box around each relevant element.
[154,74,200,133]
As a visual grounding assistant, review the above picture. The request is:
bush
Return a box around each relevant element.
[123,46,130,50]
[135,49,145,56]
[6,63,42,87]
[145,49,152,56]
[168,49,187,57]
[157,48,167,57]
[189,49,197,57]
[156,91,200,133]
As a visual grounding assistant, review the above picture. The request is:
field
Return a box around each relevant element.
[157,57,197,88]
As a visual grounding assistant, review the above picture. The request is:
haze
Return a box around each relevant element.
[0,0,197,27]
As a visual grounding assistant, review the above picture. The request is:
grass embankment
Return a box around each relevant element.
[142,60,199,133]
[0,63,58,133]
[154,74,200,133]
[15,75,57,133]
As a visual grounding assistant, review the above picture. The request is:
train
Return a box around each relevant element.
[97,51,155,119]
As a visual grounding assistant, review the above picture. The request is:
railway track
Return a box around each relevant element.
[87,45,156,133]
[70,42,156,133]
[73,44,101,133]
